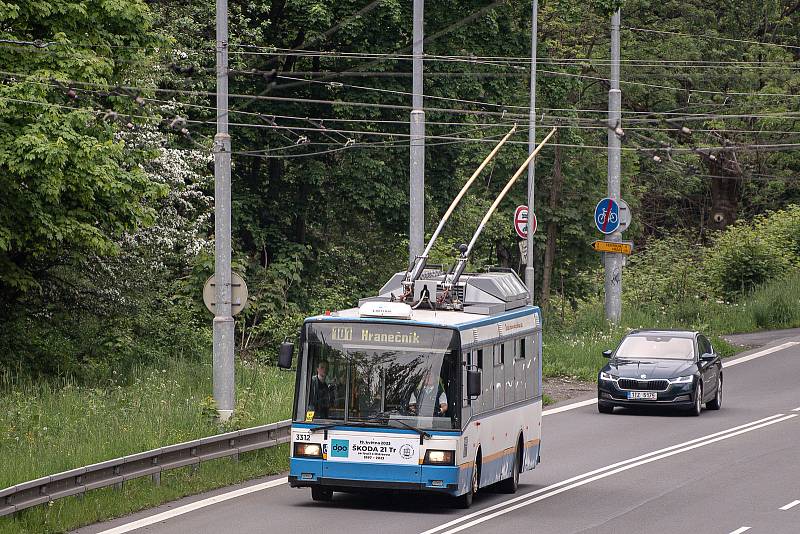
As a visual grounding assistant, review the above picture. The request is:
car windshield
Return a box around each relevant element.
[296,322,460,430]
[615,335,694,361]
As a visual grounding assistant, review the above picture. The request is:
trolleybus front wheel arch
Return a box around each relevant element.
[498,436,522,494]
[455,449,481,509]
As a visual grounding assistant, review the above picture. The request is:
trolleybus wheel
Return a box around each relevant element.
[456,457,480,508]
[498,442,520,494]
[311,486,333,502]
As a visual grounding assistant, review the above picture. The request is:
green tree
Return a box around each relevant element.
[0,0,163,312]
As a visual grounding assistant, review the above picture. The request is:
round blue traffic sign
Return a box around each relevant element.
[594,198,620,234]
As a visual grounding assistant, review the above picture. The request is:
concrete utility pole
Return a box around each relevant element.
[213,0,235,420]
[605,8,623,324]
[409,0,425,264]
[525,0,538,305]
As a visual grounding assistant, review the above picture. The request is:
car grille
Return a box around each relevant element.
[618,378,669,391]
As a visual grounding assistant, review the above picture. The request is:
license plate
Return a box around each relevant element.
[627,391,657,400]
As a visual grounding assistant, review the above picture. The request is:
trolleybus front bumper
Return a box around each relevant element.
[289,458,463,495]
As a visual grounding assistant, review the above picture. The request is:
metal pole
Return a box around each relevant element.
[213,0,234,420]
[605,8,623,324]
[409,0,425,264]
[525,0,538,305]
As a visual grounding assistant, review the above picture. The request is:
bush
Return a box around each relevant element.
[748,272,800,329]
[704,224,788,300]
[624,234,712,305]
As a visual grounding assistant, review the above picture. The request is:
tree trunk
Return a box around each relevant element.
[705,148,742,231]
[540,140,563,308]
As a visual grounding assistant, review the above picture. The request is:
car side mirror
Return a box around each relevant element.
[602,349,613,358]
[700,353,715,363]
[278,342,294,369]
[467,369,481,398]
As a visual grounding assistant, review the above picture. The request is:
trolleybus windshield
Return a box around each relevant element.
[298,323,460,430]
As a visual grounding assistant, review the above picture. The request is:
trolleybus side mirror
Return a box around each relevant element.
[467,369,481,398]
[278,342,294,369]
[602,349,613,358]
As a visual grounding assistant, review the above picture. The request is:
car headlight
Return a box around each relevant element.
[424,450,455,466]
[599,371,618,381]
[668,375,694,384]
[293,442,323,458]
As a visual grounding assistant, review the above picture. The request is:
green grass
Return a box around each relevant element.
[0,357,294,489]
[0,445,289,534]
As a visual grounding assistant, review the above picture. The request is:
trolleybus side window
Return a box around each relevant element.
[504,341,515,404]
[481,349,494,413]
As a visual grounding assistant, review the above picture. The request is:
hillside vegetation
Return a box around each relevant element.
[1,0,800,531]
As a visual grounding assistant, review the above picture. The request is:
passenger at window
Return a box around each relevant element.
[408,372,448,417]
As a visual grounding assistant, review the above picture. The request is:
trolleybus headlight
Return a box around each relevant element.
[294,442,323,458]
[424,450,455,466]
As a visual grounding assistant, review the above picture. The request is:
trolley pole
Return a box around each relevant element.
[525,0,538,304]
[213,0,235,420]
[605,8,623,324]
[409,0,425,264]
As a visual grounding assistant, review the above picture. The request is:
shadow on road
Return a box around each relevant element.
[290,483,541,514]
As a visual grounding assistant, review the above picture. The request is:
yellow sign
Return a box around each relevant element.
[591,240,633,255]
[305,410,315,422]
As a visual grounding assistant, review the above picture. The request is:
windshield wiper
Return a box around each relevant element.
[360,411,432,443]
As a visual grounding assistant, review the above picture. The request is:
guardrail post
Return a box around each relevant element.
[229,438,238,462]
[113,466,122,491]
[190,447,199,473]
[151,457,161,486]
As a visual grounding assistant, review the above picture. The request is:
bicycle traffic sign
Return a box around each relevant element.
[594,198,620,234]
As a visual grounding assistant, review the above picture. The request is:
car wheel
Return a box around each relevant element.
[707,377,723,410]
[598,402,614,414]
[311,487,333,502]
[689,384,703,416]
[498,445,520,494]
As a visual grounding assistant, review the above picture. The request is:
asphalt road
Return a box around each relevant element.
[79,332,800,534]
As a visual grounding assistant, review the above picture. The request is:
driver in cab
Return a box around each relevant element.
[408,372,448,417]
[308,360,336,419]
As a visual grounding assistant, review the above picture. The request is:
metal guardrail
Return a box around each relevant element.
[0,419,292,517]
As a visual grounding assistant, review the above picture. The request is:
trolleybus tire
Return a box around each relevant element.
[311,487,333,502]
[455,455,480,508]
[498,441,521,494]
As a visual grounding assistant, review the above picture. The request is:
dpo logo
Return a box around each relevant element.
[399,444,415,460]
[330,439,349,458]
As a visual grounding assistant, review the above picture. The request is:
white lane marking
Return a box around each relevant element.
[729,528,751,534]
[540,341,800,417]
[725,341,800,367]
[420,414,789,534]
[542,398,597,415]
[94,477,288,534]
[424,414,797,534]
[779,499,800,511]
